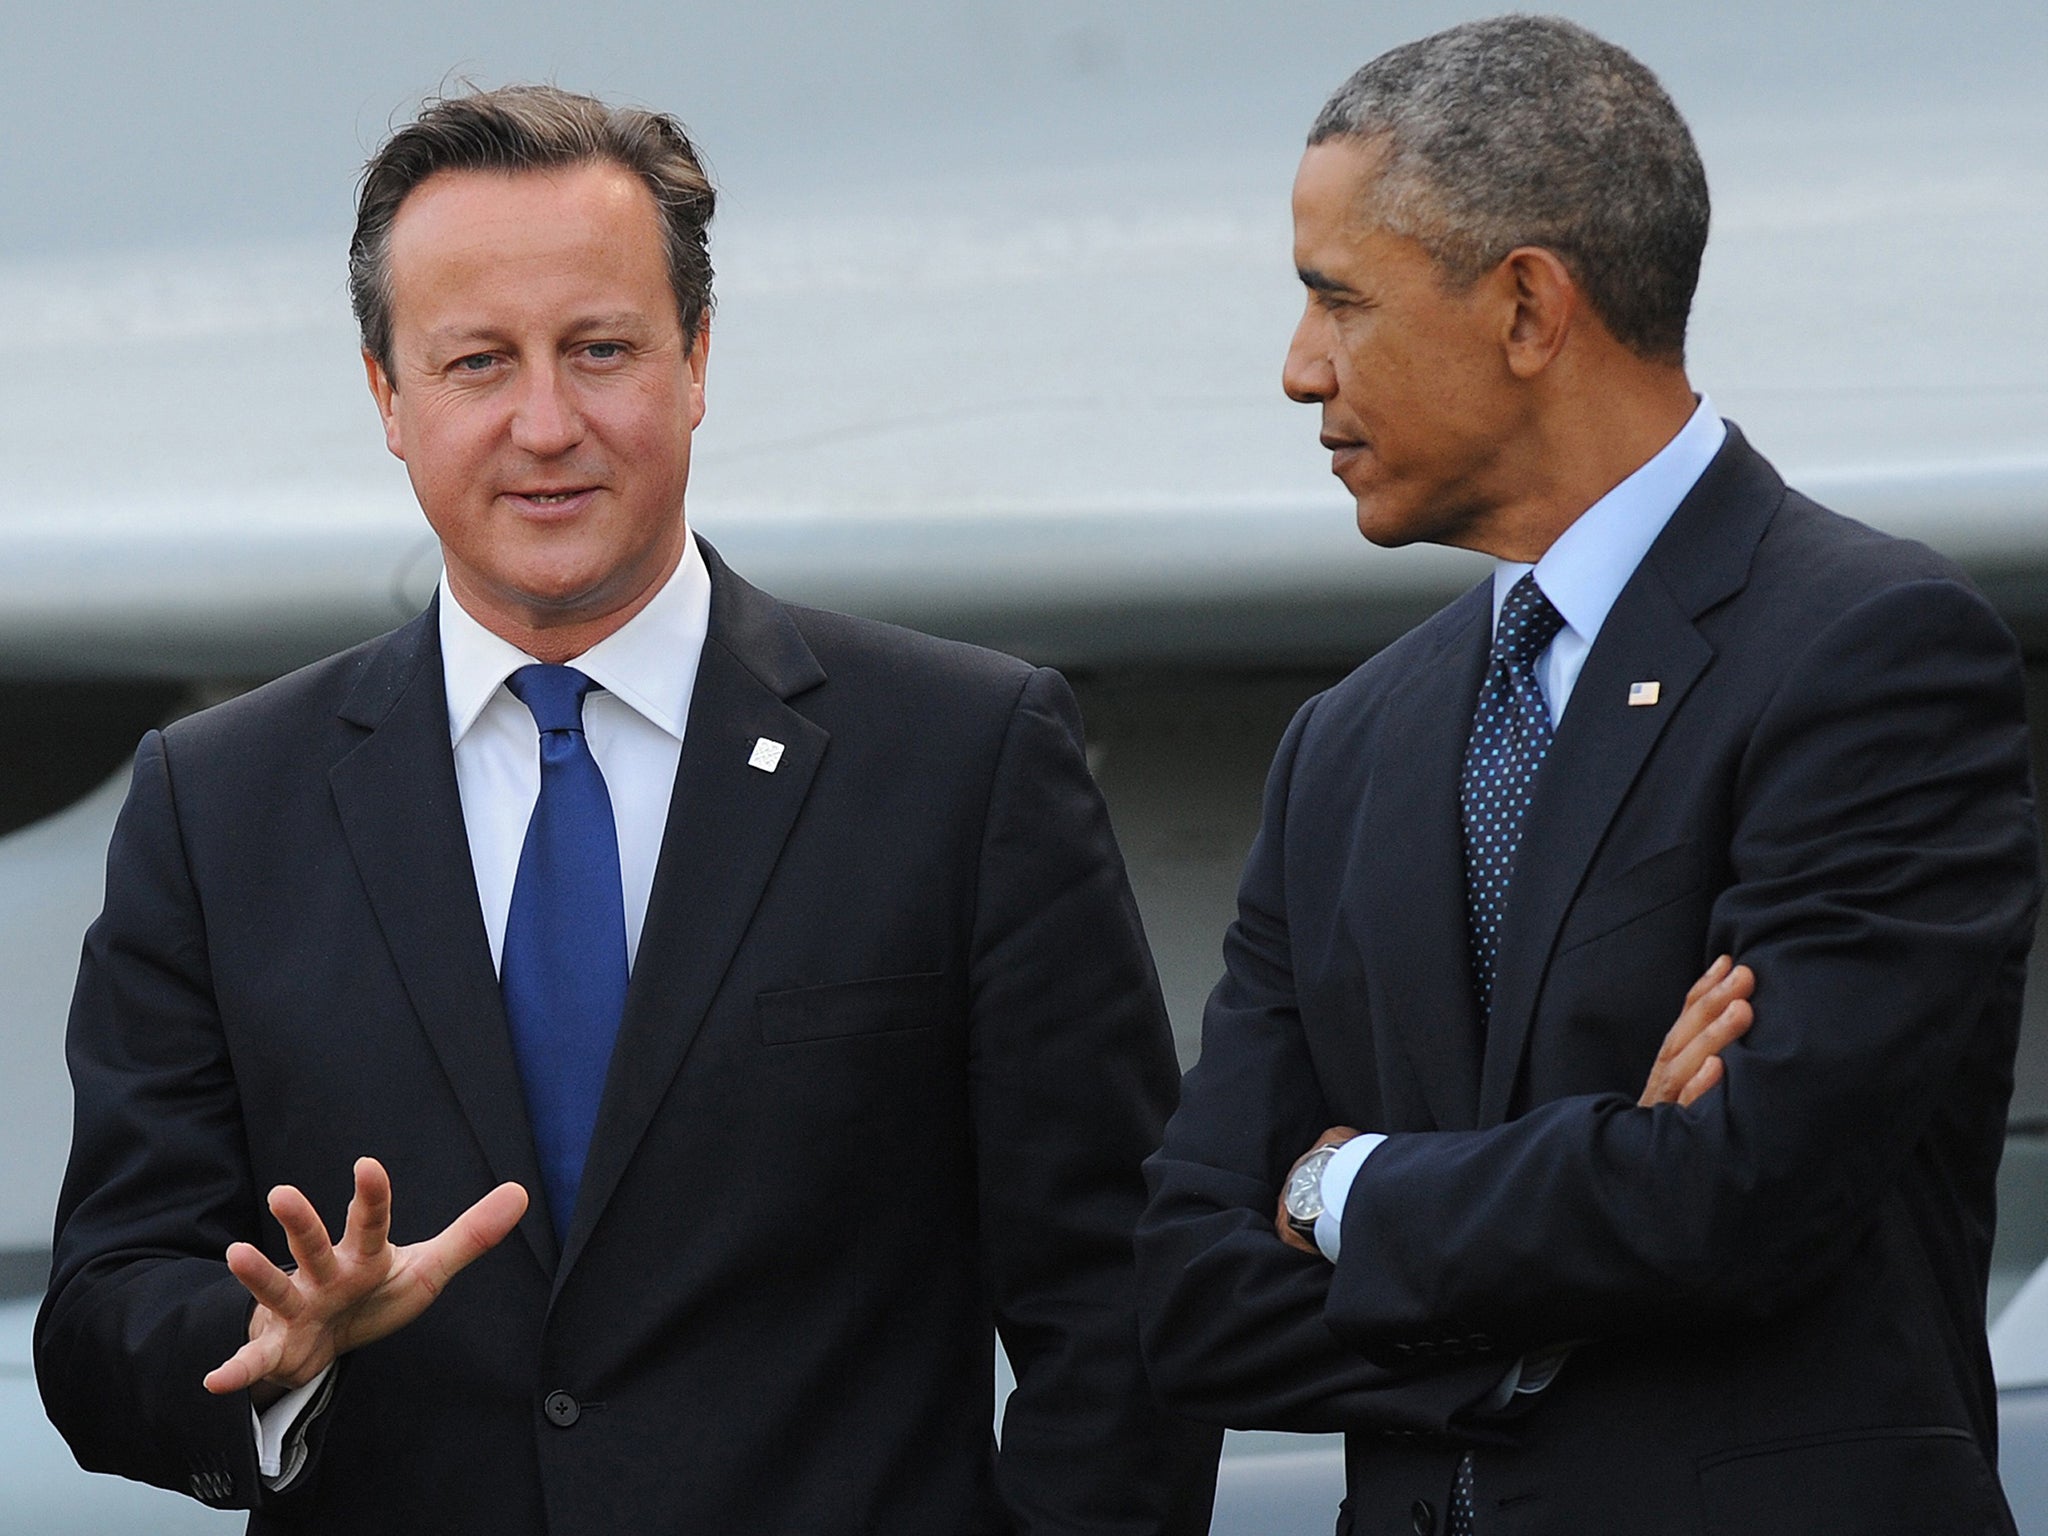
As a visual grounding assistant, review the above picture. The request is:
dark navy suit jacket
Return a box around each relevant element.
[1139,429,2040,1535]
[39,544,1218,1533]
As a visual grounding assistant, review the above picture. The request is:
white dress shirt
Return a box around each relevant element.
[254,532,713,1481]
[1314,398,1727,1263]
[441,532,712,972]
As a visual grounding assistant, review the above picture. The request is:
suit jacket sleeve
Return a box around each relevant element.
[969,667,1221,1534]
[34,730,312,1512]
[1324,576,2041,1359]
[1135,696,1511,1434]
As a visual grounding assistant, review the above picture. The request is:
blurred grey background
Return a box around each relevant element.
[3,1,2047,1524]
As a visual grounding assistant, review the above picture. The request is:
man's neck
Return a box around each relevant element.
[1475,364,1700,565]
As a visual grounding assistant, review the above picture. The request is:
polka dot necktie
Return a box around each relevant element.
[500,664,630,1243]
[1459,573,1566,1015]
[1449,1449,1480,1536]
[1451,576,1560,1533]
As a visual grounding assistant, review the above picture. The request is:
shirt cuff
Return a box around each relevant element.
[1312,1133,1386,1262]
[251,1365,336,1488]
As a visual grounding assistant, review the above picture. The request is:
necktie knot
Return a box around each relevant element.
[506,664,596,736]
[1493,575,1565,670]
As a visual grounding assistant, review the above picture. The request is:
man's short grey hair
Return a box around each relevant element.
[351,84,716,375]
[1310,14,1709,361]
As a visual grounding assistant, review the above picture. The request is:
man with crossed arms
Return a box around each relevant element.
[1139,17,2039,1536]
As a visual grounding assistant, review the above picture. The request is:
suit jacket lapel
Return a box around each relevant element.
[1476,579,1711,1123]
[1347,585,1491,1131]
[556,542,829,1285]
[328,604,558,1274]
[1477,427,1785,1126]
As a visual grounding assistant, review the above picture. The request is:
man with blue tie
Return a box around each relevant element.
[37,84,1218,1531]
[1137,17,2039,1535]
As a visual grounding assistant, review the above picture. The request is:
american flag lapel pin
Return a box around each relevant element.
[748,737,786,772]
[1627,681,1661,707]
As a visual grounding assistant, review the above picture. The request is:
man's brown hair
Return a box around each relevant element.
[350,83,716,373]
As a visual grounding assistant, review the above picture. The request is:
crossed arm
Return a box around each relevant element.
[205,954,1751,1403]
[1273,955,1756,1254]
[1137,578,2038,1430]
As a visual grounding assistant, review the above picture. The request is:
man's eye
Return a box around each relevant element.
[585,342,625,360]
[453,354,497,372]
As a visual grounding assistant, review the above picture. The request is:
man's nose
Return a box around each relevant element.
[508,363,585,455]
[1281,308,1335,404]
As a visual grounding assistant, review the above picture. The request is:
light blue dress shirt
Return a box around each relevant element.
[1314,397,1727,1262]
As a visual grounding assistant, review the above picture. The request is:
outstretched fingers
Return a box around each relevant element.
[410,1182,529,1297]
[203,1331,284,1397]
[224,1239,303,1319]
[269,1183,339,1288]
[203,1161,519,1398]
[209,1240,297,1396]
[343,1156,395,1263]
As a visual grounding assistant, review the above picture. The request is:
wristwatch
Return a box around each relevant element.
[1283,1141,1345,1246]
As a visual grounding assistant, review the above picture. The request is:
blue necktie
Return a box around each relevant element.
[1449,577,1562,1535]
[1448,1449,1480,1536]
[501,664,630,1242]
[1459,573,1566,1014]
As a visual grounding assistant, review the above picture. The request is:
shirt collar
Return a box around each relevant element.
[1492,396,1727,641]
[439,530,713,745]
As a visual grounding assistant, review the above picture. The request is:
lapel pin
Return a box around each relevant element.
[1628,681,1662,707]
[748,737,786,773]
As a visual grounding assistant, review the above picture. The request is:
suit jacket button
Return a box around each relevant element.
[544,1390,581,1427]
[1411,1498,1435,1534]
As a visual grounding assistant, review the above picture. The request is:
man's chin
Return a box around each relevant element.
[482,537,685,626]
[444,562,646,646]
[1349,491,1487,553]
[1351,501,1426,550]
[510,573,649,627]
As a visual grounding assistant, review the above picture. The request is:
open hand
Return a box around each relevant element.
[203,1157,527,1405]
[1639,955,1754,1108]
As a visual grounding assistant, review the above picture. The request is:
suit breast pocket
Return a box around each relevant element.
[1556,839,1706,956]
[756,972,953,1045]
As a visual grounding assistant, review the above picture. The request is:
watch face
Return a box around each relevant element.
[1285,1151,1329,1222]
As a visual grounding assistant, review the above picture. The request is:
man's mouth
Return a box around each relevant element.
[1320,435,1368,476]
[504,487,597,512]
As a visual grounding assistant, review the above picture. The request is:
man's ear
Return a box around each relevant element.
[1498,246,1579,380]
[685,319,710,431]
[363,350,405,460]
